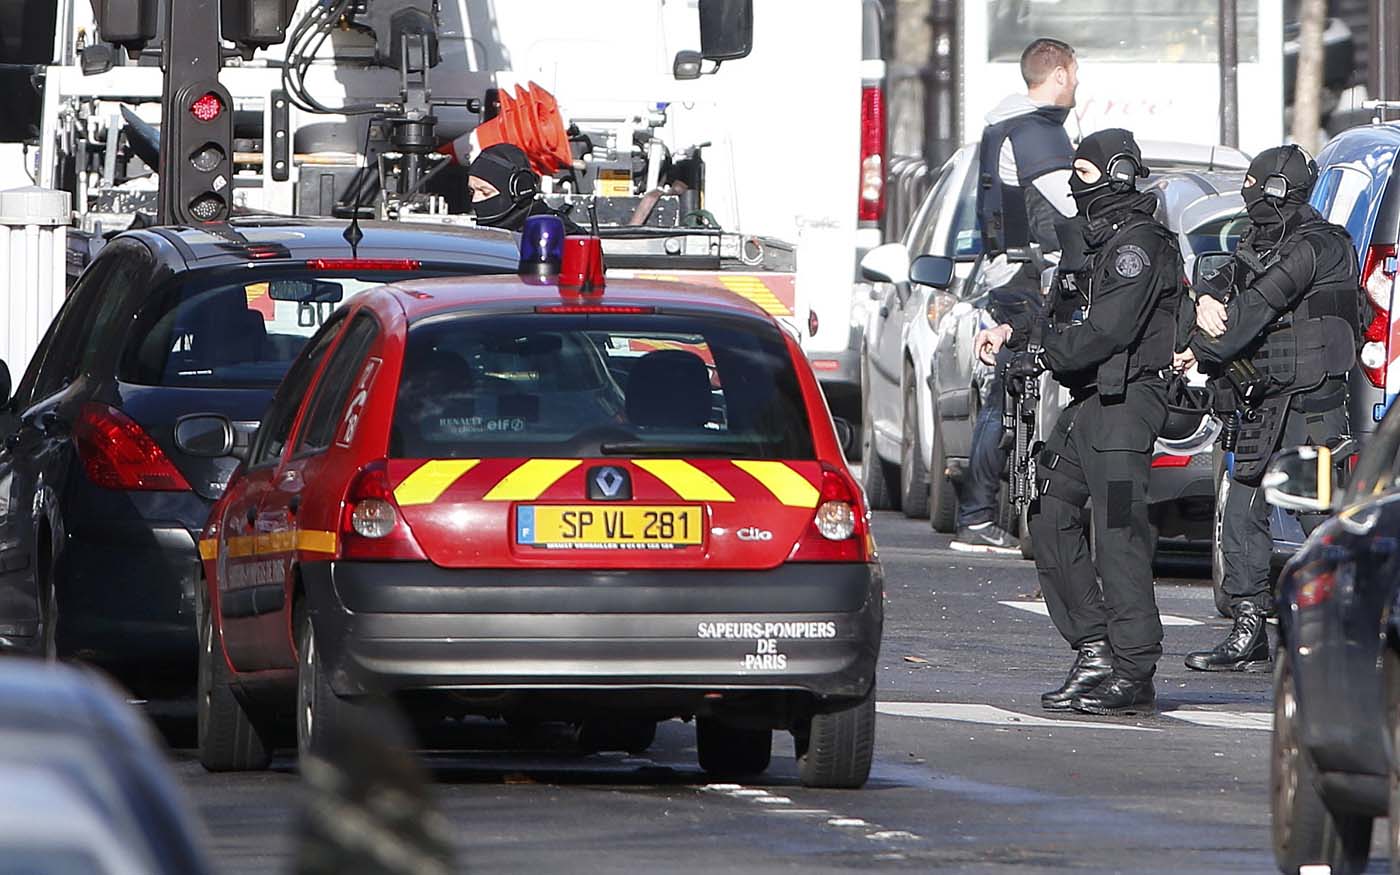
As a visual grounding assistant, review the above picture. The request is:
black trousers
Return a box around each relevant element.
[956,376,1007,528]
[1220,401,1347,611]
[1027,379,1168,681]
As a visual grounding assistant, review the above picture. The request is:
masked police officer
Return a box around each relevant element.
[1002,129,1184,715]
[1179,145,1359,672]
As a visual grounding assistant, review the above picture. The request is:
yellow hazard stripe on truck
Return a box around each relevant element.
[199,539,218,560]
[733,461,820,507]
[484,459,582,501]
[395,459,481,506]
[633,459,734,502]
[718,275,791,316]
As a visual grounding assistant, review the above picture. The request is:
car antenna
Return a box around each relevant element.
[343,118,377,258]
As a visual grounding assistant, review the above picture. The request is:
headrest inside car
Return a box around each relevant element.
[626,350,711,429]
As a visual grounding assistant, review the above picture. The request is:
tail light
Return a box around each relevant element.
[74,403,190,491]
[306,258,421,272]
[1359,243,1395,388]
[858,85,885,224]
[1151,454,1192,468]
[340,460,427,560]
[788,464,872,562]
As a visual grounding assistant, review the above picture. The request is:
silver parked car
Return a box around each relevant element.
[864,140,1248,547]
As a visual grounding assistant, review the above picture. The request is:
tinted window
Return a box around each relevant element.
[118,270,404,389]
[1184,212,1248,257]
[296,315,379,454]
[904,158,957,256]
[1311,161,1392,254]
[390,313,814,459]
[948,157,983,258]
[248,323,340,467]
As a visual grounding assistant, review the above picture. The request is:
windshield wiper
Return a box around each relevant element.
[598,441,744,456]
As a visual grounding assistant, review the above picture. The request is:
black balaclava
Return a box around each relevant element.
[1068,128,1149,219]
[468,144,540,230]
[1241,144,1317,231]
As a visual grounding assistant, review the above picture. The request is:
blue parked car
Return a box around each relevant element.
[1263,118,1400,875]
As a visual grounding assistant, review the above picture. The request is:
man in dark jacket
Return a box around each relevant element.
[1002,129,1184,715]
[1179,145,1359,672]
[951,37,1078,554]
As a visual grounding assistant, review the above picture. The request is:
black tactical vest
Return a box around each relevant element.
[1241,221,1360,399]
[1050,216,1184,397]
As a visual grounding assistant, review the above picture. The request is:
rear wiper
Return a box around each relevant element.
[599,441,742,456]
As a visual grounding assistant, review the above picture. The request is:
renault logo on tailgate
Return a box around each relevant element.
[588,466,631,501]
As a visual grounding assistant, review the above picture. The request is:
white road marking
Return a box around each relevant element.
[703,783,921,843]
[1164,710,1272,731]
[999,599,1203,626]
[877,701,1159,732]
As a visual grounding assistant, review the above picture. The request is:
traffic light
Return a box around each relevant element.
[221,0,298,58]
[167,81,234,224]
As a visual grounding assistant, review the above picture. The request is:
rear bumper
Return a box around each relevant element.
[303,560,883,715]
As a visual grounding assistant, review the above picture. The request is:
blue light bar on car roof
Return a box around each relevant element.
[518,214,566,277]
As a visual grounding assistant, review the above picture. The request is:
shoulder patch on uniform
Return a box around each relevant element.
[1113,243,1150,278]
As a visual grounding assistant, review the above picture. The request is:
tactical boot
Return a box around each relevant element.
[1041,639,1113,711]
[1071,673,1156,716]
[1184,601,1271,672]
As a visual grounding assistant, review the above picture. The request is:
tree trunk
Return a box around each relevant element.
[1291,0,1328,152]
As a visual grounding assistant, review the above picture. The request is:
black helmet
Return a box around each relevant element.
[1158,378,1218,455]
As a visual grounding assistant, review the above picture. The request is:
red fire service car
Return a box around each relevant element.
[195,218,883,788]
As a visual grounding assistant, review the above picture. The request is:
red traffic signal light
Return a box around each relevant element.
[189,92,223,122]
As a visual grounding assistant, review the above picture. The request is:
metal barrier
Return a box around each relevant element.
[0,187,70,379]
[883,155,931,245]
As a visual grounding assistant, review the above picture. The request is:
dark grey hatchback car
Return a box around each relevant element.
[0,218,516,695]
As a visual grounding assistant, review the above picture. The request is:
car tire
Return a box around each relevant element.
[1212,460,1232,618]
[795,689,875,789]
[297,611,360,767]
[197,587,271,772]
[1272,648,1373,875]
[860,408,899,512]
[696,718,771,778]
[900,374,930,519]
[927,407,957,534]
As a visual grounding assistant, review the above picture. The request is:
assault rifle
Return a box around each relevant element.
[1002,346,1041,513]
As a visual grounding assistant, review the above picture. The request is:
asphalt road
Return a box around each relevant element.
[168,512,1391,874]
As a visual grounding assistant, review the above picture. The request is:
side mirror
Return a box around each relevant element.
[175,414,234,458]
[860,243,911,285]
[1192,252,1234,291]
[698,0,753,62]
[0,360,11,409]
[909,254,955,290]
[672,50,703,80]
[1263,445,1336,513]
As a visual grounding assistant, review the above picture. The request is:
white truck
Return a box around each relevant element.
[1,0,885,446]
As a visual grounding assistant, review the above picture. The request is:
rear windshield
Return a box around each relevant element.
[390,312,814,459]
[120,270,417,389]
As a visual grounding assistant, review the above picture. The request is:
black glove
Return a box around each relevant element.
[999,350,1044,395]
